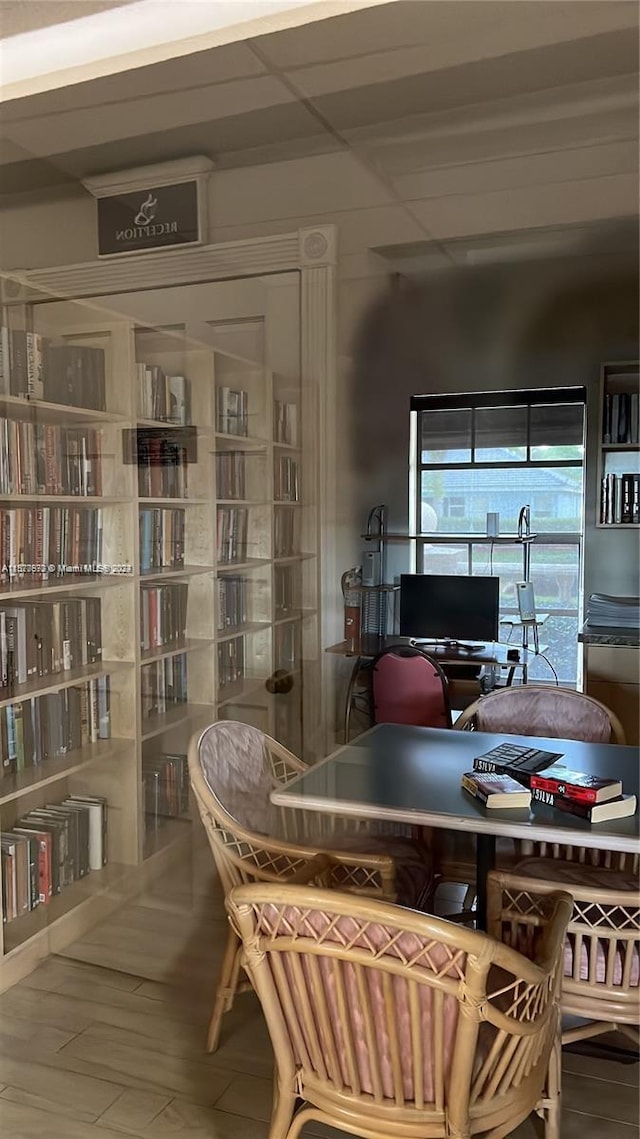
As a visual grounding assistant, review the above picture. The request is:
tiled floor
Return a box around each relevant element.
[0,836,638,1138]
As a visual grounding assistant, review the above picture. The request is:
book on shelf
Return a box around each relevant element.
[143,752,189,841]
[0,420,103,496]
[0,330,106,410]
[275,565,296,615]
[0,506,104,585]
[139,508,185,572]
[0,676,111,774]
[136,363,191,425]
[599,473,640,525]
[461,771,532,808]
[0,596,102,689]
[217,575,247,630]
[216,506,248,564]
[274,506,297,558]
[472,742,563,784]
[1,793,109,922]
[140,582,188,651]
[529,766,623,805]
[140,653,187,719]
[217,635,244,689]
[529,787,637,822]
[603,385,640,446]
[215,451,246,500]
[137,436,188,498]
[217,387,248,436]
[274,400,298,446]
[274,455,300,502]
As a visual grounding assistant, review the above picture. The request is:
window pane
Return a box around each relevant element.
[421,408,471,463]
[421,466,582,534]
[530,403,584,459]
[525,615,579,685]
[528,544,580,612]
[475,406,527,461]
[421,544,471,575]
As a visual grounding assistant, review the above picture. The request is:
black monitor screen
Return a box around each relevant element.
[399,574,500,644]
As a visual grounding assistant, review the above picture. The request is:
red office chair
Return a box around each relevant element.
[371,645,452,728]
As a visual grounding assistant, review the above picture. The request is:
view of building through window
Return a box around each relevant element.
[412,392,585,685]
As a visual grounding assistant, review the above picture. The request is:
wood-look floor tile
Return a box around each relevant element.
[60,1023,234,1106]
[52,976,210,1027]
[214,1072,272,1123]
[0,1054,123,1122]
[123,1099,270,1138]
[0,987,93,1035]
[563,1070,640,1125]
[560,1109,640,1137]
[0,1014,78,1052]
[21,956,143,994]
[97,1088,173,1132]
[563,1042,639,1088]
[0,1098,133,1139]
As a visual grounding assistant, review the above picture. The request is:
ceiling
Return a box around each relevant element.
[0,0,637,263]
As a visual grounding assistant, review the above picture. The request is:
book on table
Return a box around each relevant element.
[461,771,532,809]
[472,742,563,783]
[530,788,637,822]
[529,766,622,804]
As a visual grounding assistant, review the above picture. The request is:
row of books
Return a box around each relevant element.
[274,456,300,502]
[0,421,103,497]
[0,507,104,585]
[274,507,298,559]
[1,794,108,923]
[139,508,185,572]
[275,565,297,616]
[599,472,640,525]
[140,582,188,652]
[217,387,249,437]
[215,451,246,500]
[140,653,187,719]
[137,438,189,499]
[602,388,640,445]
[0,329,106,410]
[1,678,111,775]
[1,596,102,688]
[217,575,247,630]
[143,752,189,834]
[218,635,244,689]
[136,364,191,425]
[463,742,636,822]
[274,400,298,446]
[217,506,248,565]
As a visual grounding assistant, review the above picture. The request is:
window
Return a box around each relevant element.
[410,388,586,685]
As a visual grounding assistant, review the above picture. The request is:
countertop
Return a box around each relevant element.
[579,624,640,647]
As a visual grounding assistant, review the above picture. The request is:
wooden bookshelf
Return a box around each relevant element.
[0,269,322,985]
[596,361,640,528]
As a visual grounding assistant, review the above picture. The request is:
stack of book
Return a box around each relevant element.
[465,741,636,821]
[274,456,299,502]
[274,507,297,558]
[217,576,247,630]
[140,654,187,719]
[603,386,640,445]
[216,506,248,564]
[137,436,188,498]
[1,793,108,922]
[217,635,244,689]
[216,452,246,499]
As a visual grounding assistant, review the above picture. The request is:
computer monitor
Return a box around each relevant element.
[399,574,500,648]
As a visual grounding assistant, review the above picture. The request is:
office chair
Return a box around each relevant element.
[370,644,452,728]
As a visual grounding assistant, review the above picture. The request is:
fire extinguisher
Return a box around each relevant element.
[341,567,362,649]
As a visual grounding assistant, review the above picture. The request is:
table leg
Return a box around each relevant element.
[344,657,364,743]
[476,834,496,932]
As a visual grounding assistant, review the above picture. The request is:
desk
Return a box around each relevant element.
[271,723,640,928]
[326,636,543,740]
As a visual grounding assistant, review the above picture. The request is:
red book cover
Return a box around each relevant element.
[529,766,622,804]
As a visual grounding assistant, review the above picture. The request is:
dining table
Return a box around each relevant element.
[270,722,640,928]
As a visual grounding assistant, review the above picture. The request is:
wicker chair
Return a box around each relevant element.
[188,720,434,1052]
[226,875,573,1139]
[491,862,640,1050]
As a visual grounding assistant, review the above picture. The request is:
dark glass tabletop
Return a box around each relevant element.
[272,724,640,852]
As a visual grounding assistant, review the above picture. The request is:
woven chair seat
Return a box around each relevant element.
[311,830,434,909]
